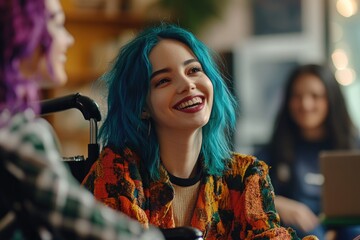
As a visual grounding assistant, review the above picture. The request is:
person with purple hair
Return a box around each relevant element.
[0,0,164,239]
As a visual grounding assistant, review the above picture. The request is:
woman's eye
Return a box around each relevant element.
[155,78,170,87]
[312,93,326,100]
[189,67,202,74]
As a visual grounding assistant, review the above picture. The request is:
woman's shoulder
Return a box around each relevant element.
[225,152,270,176]
[0,109,66,174]
[0,109,60,153]
[230,152,257,165]
[1,109,48,131]
[98,146,141,167]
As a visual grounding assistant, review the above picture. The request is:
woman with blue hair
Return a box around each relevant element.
[83,23,318,240]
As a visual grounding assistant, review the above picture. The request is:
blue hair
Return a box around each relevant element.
[99,23,237,179]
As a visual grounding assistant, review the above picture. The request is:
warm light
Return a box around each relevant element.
[331,49,349,70]
[335,68,356,86]
[336,0,358,17]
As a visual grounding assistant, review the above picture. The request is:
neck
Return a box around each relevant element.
[301,126,326,141]
[157,128,202,179]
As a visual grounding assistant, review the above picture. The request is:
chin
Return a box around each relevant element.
[38,62,68,88]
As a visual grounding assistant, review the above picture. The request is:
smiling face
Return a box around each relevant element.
[38,0,74,87]
[289,73,329,134]
[147,39,214,133]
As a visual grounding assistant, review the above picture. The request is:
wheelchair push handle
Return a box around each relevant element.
[40,93,101,122]
[40,93,101,183]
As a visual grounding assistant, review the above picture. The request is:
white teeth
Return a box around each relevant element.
[177,97,202,109]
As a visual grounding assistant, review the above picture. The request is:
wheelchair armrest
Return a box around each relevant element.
[160,227,203,240]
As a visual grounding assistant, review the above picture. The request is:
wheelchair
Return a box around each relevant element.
[40,93,203,240]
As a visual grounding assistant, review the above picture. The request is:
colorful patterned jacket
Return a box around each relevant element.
[83,147,318,240]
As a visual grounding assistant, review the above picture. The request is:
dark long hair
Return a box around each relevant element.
[268,63,358,164]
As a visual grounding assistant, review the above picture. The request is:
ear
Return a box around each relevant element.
[141,110,151,119]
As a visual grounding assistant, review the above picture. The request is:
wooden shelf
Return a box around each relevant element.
[62,8,152,86]
[65,9,148,28]
[65,71,103,87]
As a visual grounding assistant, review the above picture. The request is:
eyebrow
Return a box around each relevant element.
[150,58,199,80]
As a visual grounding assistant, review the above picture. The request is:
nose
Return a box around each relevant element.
[176,74,196,94]
[300,95,314,110]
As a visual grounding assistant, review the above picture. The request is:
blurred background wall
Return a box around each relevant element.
[52,0,360,157]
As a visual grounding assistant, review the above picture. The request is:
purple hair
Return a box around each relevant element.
[0,0,52,114]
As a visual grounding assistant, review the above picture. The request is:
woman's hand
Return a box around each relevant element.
[275,195,319,232]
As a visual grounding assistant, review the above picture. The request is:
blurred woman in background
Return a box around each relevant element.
[255,63,360,239]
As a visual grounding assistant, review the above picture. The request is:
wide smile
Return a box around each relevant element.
[173,96,205,113]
